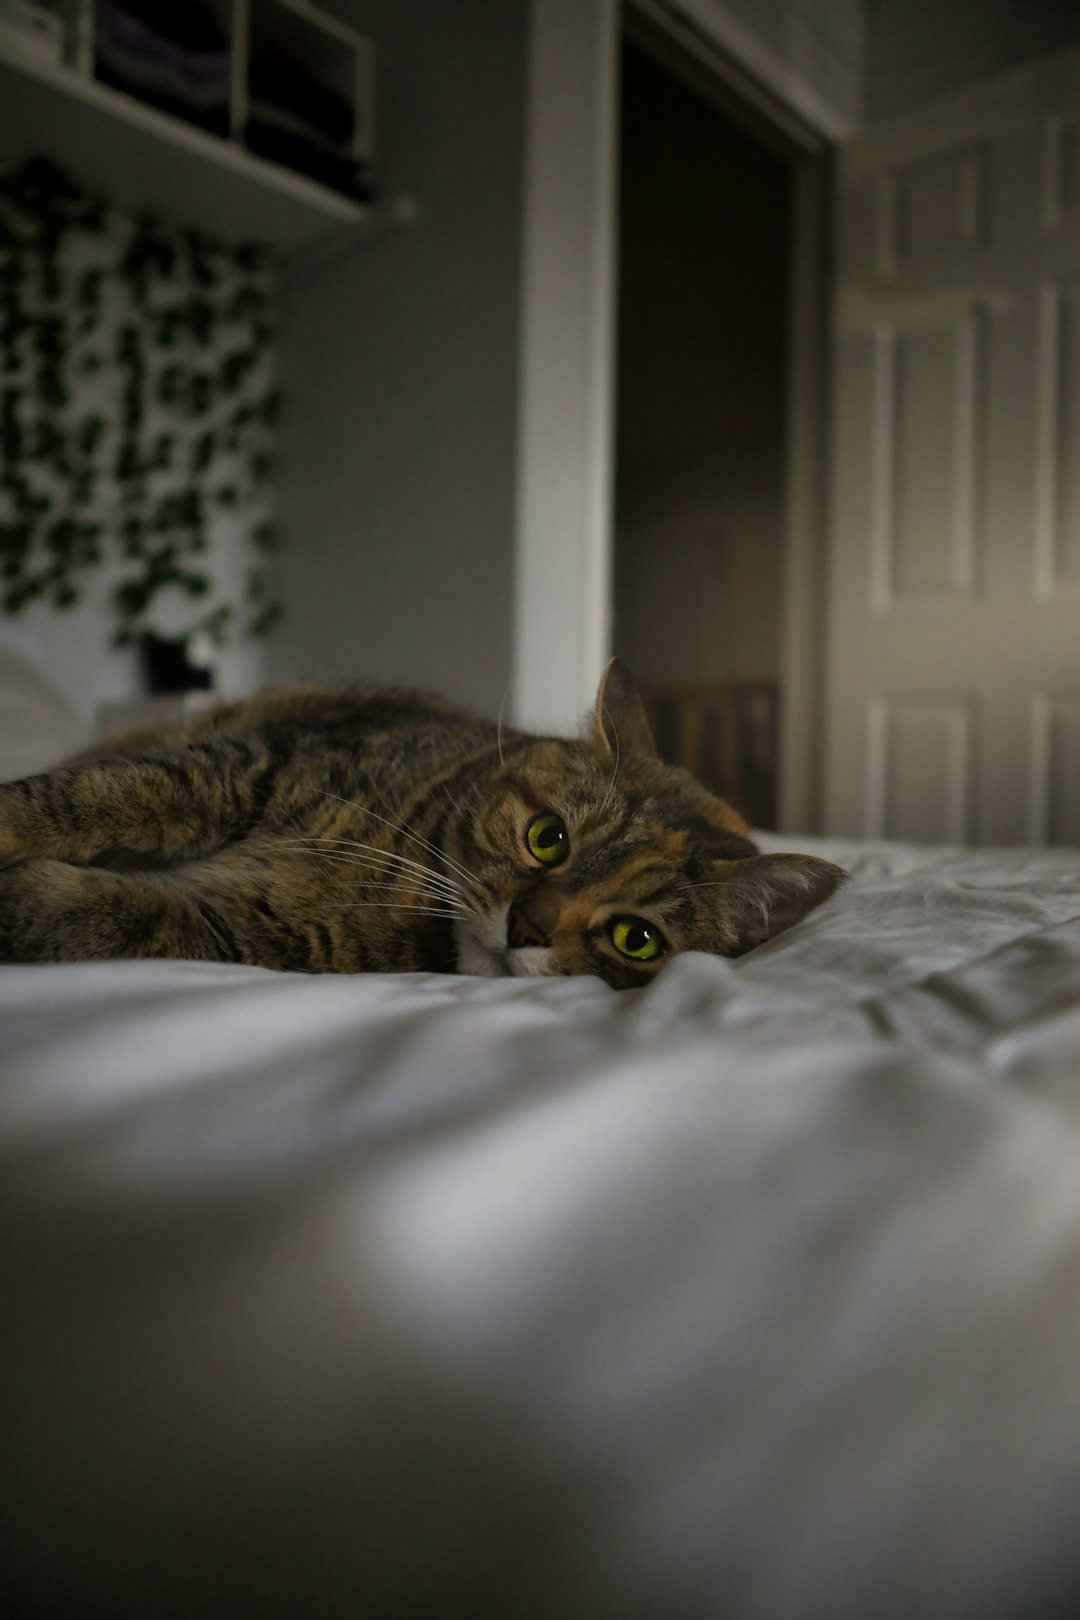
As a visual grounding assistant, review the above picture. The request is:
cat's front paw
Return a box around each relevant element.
[0,788,28,869]
[0,855,40,960]
[0,822,26,869]
[0,857,113,962]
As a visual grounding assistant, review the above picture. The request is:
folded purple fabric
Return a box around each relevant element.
[96,0,230,81]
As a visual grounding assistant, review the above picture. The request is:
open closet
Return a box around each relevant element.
[613,4,829,832]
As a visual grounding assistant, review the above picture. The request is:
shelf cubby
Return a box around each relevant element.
[0,0,375,251]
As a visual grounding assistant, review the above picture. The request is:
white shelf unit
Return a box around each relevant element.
[0,0,374,251]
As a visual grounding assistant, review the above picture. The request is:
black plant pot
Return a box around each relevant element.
[139,633,214,695]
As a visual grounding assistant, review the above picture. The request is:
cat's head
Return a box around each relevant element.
[447,660,843,989]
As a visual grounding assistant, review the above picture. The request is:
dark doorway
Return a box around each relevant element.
[613,28,793,829]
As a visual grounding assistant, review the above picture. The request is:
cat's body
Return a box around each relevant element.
[0,662,843,988]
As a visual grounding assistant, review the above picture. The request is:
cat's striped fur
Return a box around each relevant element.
[0,661,843,988]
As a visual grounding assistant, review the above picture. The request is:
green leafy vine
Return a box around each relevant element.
[0,156,281,648]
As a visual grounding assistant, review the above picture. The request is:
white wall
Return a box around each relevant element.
[864,0,1080,123]
[0,207,272,726]
[271,0,528,717]
[0,537,266,728]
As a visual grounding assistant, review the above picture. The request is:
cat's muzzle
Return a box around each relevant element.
[454,906,554,979]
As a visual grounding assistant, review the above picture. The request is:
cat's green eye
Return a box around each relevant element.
[610,918,664,962]
[526,813,568,866]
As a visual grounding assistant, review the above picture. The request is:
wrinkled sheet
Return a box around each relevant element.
[4,836,1080,1619]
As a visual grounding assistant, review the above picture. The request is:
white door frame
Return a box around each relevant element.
[512,0,620,735]
[513,0,837,832]
[778,150,832,832]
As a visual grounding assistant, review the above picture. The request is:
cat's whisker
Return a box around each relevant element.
[304,850,478,911]
[318,790,478,889]
[279,840,449,883]
[294,832,473,900]
[438,779,469,823]
[496,686,509,768]
[323,865,476,909]
[335,903,469,919]
[346,896,476,921]
[345,771,483,890]
[337,887,473,917]
[315,823,480,901]
[276,845,472,910]
[295,840,467,896]
[319,862,476,919]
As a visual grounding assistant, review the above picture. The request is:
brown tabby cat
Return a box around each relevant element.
[0,660,843,988]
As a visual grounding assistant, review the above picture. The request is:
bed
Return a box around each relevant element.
[4,832,1080,1619]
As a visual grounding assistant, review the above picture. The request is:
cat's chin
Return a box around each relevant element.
[453,911,555,980]
[454,931,506,977]
[453,910,509,977]
[504,946,554,978]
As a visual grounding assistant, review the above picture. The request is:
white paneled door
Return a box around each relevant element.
[823,47,1080,845]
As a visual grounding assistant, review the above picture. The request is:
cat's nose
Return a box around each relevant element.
[507,901,550,949]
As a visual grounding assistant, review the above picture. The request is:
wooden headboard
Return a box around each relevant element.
[640,680,779,831]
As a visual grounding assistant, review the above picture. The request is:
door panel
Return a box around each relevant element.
[824,48,1080,845]
[870,311,984,606]
[1036,274,1080,590]
[866,697,975,843]
[1031,692,1080,844]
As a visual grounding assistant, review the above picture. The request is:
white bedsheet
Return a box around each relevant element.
[4,836,1080,1618]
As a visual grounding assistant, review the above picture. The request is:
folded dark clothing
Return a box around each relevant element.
[98,0,230,80]
[97,0,226,55]
[249,55,354,146]
[96,30,230,103]
[245,119,370,201]
[248,97,353,159]
[96,56,230,138]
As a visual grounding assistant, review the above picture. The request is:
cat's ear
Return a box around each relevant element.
[714,854,845,953]
[593,658,658,760]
